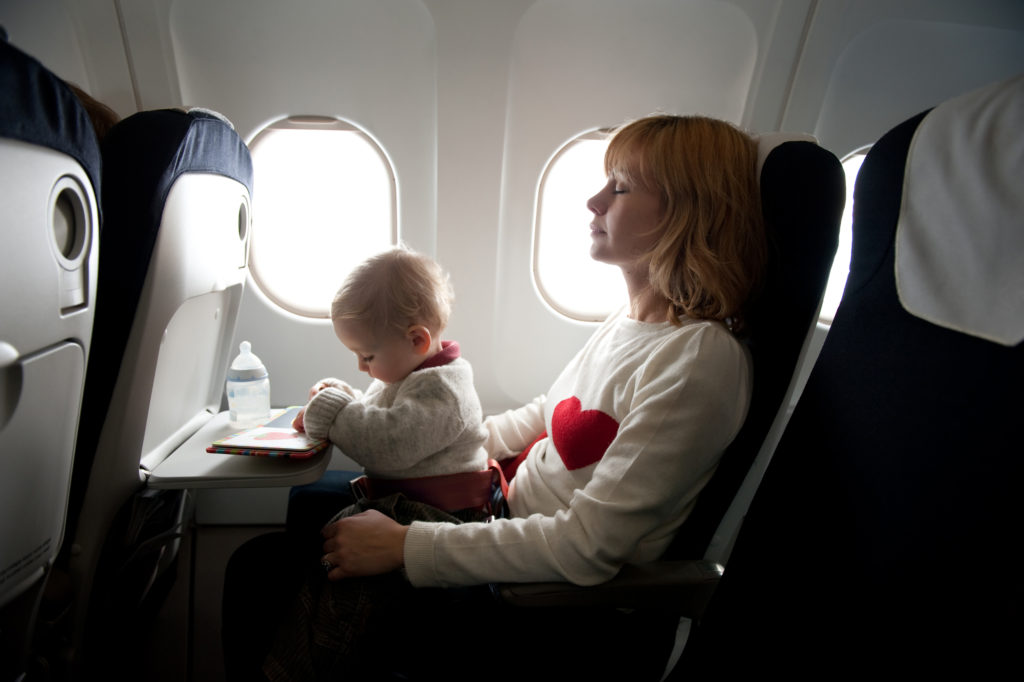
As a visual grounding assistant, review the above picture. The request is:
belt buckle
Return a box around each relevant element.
[349,475,370,502]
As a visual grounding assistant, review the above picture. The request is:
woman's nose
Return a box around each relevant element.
[587,191,605,215]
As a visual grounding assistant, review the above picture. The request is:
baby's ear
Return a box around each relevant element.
[407,325,433,355]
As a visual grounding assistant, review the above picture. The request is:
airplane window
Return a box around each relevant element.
[819,149,868,324]
[248,117,396,318]
[534,131,627,322]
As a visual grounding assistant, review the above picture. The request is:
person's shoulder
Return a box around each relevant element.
[415,355,472,375]
[664,315,735,339]
[404,357,474,390]
[649,317,745,365]
[676,316,739,343]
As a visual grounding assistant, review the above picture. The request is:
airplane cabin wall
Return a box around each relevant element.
[4,0,1023,523]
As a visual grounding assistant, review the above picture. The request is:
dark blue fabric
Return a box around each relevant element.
[285,470,361,550]
[665,141,844,559]
[0,39,102,205]
[679,109,1023,675]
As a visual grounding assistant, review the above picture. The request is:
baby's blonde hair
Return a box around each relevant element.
[605,115,766,330]
[331,247,453,337]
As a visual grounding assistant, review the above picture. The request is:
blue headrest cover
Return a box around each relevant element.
[0,39,102,198]
[101,108,253,240]
[99,108,253,323]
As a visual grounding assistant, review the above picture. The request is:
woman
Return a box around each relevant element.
[225,114,766,680]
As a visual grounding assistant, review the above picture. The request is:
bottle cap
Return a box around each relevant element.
[227,340,268,381]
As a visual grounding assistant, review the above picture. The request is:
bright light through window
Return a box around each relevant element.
[818,150,868,324]
[249,118,396,318]
[534,133,627,321]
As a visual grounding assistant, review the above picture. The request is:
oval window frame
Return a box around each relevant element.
[532,128,626,322]
[247,116,398,318]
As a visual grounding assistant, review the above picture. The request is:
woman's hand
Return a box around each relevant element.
[321,510,408,580]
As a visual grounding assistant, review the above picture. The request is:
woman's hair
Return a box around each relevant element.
[66,83,120,142]
[605,114,767,330]
[331,246,453,337]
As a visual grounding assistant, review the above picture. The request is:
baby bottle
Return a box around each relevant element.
[226,340,271,428]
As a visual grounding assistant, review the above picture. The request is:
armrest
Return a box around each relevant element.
[493,559,723,617]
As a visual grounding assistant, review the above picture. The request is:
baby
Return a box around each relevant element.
[293,247,488,481]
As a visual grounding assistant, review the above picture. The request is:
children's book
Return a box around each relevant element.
[207,407,330,459]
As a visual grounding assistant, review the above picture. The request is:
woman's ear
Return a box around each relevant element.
[407,325,433,355]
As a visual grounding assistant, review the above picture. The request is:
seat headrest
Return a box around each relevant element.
[895,73,1024,346]
[0,40,101,194]
[754,132,818,179]
[102,108,254,240]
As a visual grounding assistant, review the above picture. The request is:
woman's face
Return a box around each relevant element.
[587,172,665,270]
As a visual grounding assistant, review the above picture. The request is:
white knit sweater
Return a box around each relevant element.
[403,311,752,587]
[301,343,488,479]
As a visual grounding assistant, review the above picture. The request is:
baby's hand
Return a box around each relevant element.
[309,378,357,399]
[292,407,306,432]
[308,381,330,400]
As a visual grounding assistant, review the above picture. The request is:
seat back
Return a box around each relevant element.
[665,133,844,560]
[680,75,1024,675]
[61,108,253,670]
[0,40,100,680]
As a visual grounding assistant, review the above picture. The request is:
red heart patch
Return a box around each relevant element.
[551,396,620,471]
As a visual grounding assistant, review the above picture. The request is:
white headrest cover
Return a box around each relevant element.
[895,74,1024,346]
[182,106,236,130]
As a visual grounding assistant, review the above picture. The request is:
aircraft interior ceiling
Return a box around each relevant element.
[4,0,1024,525]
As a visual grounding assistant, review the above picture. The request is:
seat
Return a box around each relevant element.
[497,132,845,673]
[0,40,100,682]
[53,108,253,676]
[677,74,1024,676]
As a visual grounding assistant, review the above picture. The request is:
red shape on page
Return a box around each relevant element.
[551,396,619,471]
[253,431,295,440]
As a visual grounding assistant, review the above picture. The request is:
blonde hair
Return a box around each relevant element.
[605,115,766,330]
[331,247,453,337]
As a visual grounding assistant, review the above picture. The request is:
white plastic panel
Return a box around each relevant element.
[782,0,1024,158]
[0,342,84,608]
[493,0,759,404]
[0,139,97,605]
[128,174,250,472]
[2,0,134,117]
[0,140,98,359]
[167,0,435,249]
[1,1,93,100]
[162,0,438,413]
[139,290,239,472]
[817,20,1024,157]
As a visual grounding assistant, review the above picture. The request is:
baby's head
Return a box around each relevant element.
[331,247,453,384]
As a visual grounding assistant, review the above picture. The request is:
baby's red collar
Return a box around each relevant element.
[414,340,460,371]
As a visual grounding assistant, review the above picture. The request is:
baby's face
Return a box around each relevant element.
[333,318,423,384]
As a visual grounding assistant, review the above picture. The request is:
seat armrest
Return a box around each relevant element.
[493,559,723,616]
